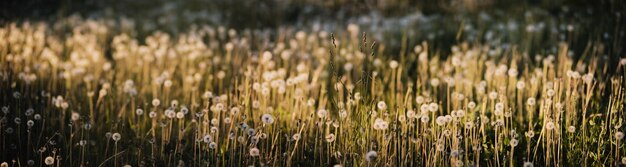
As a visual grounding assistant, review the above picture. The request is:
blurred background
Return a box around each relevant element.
[1,0,624,59]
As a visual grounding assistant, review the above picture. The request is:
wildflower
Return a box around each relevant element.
[373,118,389,130]
[467,101,476,109]
[176,112,185,119]
[135,109,144,115]
[567,126,576,133]
[436,116,447,126]
[547,89,555,97]
[203,134,212,143]
[25,119,34,127]
[325,133,336,142]
[292,133,301,140]
[389,60,399,69]
[527,98,536,106]
[526,131,535,138]
[110,133,122,142]
[247,128,256,136]
[230,107,240,115]
[622,157,626,164]
[415,96,424,104]
[545,122,555,130]
[465,122,474,129]
[0,162,7,167]
[430,78,440,87]
[165,109,176,118]
[365,150,377,162]
[489,91,498,100]
[152,99,160,107]
[510,139,519,147]
[428,102,439,112]
[44,156,55,165]
[377,101,387,110]
[209,142,217,149]
[616,131,624,140]
[456,110,465,117]
[149,112,157,118]
[71,112,80,121]
[421,115,430,123]
[249,147,260,156]
[523,162,533,167]
[516,81,526,89]
[420,104,429,112]
[317,109,327,118]
[261,114,275,124]
[406,110,416,118]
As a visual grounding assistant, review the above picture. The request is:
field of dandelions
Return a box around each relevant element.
[1,3,626,167]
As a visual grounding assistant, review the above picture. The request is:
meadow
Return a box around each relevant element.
[1,1,626,167]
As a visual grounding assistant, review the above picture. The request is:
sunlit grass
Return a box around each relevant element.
[0,16,625,167]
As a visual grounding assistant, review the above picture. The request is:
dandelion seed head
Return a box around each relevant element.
[377,101,387,110]
[421,115,430,123]
[616,131,624,140]
[44,156,55,165]
[436,116,446,126]
[510,139,519,147]
[325,133,336,142]
[545,122,555,130]
[567,126,576,133]
[523,162,533,167]
[428,102,439,112]
[112,133,121,141]
[365,150,377,162]
[152,99,160,107]
[261,114,275,124]
[468,101,476,109]
[317,109,328,118]
[249,147,260,156]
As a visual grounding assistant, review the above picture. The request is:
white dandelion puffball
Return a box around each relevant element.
[567,126,576,133]
[436,116,447,126]
[292,133,301,140]
[421,115,430,123]
[389,60,399,69]
[616,131,624,140]
[365,150,378,162]
[112,133,121,141]
[523,162,533,167]
[467,101,476,109]
[176,112,185,119]
[510,139,519,147]
[325,133,336,142]
[377,101,387,110]
[373,118,389,130]
[317,109,328,118]
[152,98,160,107]
[249,147,260,156]
[545,122,555,130]
[428,102,439,112]
[261,114,275,124]
[44,156,55,165]
[527,98,536,106]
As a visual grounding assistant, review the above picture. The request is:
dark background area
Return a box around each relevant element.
[1,0,624,29]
